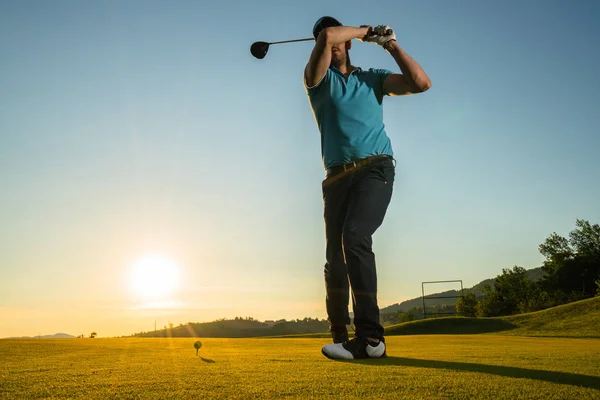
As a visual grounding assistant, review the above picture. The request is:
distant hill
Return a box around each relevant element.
[7,333,75,339]
[380,266,545,315]
[383,296,600,338]
[130,318,330,338]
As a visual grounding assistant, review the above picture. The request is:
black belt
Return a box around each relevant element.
[326,155,392,177]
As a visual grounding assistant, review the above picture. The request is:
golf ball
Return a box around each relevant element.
[194,340,202,349]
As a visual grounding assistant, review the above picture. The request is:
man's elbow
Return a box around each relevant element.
[319,27,335,46]
[416,79,432,93]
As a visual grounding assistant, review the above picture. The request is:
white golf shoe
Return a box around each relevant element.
[321,336,386,360]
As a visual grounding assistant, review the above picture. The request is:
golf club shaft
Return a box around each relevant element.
[268,29,392,46]
[269,37,314,45]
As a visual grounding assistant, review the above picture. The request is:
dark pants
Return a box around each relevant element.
[321,157,395,340]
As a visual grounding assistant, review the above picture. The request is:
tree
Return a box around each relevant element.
[401,310,416,322]
[381,309,416,325]
[493,266,533,315]
[569,219,600,258]
[539,232,573,261]
[518,284,551,313]
[477,284,504,317]
[539,219,600,301]
[476,266,548,317]
[90,332,97,338]
[456,290,478,317]
[595,276,600,297]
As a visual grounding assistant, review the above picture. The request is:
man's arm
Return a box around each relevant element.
[382,40,431,96]
[304,26,370,88]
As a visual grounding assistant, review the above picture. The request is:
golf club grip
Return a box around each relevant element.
[368,29,393,37]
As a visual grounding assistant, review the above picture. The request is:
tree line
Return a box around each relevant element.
[456,219,600,317]
[129,317,331,338]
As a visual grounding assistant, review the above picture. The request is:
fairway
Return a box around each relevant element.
[1,336,599,399]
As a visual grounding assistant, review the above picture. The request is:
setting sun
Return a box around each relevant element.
[130,255,180,299]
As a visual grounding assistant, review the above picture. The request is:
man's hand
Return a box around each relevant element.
[357,25,372,42]
[363,25,396,47]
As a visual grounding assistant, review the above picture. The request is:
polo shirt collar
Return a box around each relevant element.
[330,65,362,76]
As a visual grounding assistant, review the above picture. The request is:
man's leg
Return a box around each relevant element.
[322,174,352,342]
[342,159,395,341]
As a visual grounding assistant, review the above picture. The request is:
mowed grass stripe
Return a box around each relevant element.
[1,336,599,399]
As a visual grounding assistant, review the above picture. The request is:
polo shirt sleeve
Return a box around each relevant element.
[304,69,331,94]
[370,68,393,100]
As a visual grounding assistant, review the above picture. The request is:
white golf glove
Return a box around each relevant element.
[364,25,396,47]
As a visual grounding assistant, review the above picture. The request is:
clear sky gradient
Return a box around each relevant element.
[1,0,599,337]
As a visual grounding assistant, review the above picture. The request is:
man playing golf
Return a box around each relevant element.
[304,16,431,360]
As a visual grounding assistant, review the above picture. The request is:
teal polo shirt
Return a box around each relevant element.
[305,66,394,169]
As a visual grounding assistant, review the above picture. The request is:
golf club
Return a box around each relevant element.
[251,37,314,59]
[250,28,394,60]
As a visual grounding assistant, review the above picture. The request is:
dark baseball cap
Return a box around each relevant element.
[312,16,342,39]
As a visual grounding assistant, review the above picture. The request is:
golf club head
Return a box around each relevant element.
[251,41,269,59]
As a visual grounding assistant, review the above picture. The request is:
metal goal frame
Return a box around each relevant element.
[421,280,464,319]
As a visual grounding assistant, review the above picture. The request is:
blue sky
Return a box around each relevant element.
[1,0,599,337]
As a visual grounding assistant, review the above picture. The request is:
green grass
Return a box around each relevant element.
[2,298,599,398]
[502,295,600,337]
[385,296,600,338]
[1,336,599,399]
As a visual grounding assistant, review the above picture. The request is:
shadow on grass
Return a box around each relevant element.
[343,357,600,390]
[200,357,215,363]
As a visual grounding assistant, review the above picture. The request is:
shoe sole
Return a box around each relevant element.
[321,348,337,360]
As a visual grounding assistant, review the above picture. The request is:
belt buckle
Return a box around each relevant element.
[343,161,357,172]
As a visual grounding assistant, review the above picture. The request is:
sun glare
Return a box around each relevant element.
[130,255,180,299]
